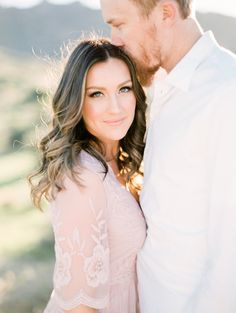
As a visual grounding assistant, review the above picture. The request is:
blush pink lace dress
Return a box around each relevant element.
[44,150,146,313]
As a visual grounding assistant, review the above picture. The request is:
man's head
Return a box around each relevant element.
[129,0,192,19]
[100,0,196,85]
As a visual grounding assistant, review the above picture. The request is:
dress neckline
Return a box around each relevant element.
[80,150,130,193]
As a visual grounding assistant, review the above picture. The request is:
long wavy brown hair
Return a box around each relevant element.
[29,37,147,209]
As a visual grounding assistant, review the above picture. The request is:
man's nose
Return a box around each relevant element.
[111,31,124,47]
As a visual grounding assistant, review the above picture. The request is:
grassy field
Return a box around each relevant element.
[0,51,55,312]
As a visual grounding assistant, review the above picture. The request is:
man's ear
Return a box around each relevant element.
[160,0,178,23]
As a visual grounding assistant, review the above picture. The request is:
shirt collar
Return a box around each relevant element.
[164,31,219,92]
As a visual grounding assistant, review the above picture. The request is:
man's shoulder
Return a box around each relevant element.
[206,45,236,81]
[193,45,236,92]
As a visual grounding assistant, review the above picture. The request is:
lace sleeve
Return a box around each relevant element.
[51,168,109,311]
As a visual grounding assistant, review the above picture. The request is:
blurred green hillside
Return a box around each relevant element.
[0,50,54,313]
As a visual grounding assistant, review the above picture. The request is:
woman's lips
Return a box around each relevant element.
[104,117,126,125]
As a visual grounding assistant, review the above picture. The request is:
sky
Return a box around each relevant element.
[0,0,235,18]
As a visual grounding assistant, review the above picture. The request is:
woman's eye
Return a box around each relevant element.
[120,86,132,93]
[89,91,103,98]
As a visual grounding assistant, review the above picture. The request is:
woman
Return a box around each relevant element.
[29,37,147,313]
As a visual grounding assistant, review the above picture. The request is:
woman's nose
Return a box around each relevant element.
[109,94,122,113]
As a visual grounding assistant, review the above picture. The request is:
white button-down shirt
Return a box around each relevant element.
[138,31,236,313]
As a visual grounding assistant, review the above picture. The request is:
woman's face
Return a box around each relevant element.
[83,57,136,150]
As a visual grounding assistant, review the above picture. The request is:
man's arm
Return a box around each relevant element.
[188,84,236,313]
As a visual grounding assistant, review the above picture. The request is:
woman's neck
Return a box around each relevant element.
[104,145,119,163]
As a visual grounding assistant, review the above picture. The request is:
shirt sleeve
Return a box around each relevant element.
[51,168,109,311]
[189,83,236,313]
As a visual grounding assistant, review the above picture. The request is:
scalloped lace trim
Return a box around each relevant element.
[54,290,109,310]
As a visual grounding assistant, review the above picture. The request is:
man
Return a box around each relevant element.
[100,1,236,312]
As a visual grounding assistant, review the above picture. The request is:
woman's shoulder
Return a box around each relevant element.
[64,152,104,192]
[52,152,107,210]
[78,150,106,176]
[52,150,109,205]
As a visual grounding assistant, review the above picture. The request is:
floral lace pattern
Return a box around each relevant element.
[84,244,109,287]
[53,195,109,289]
[54,244,72,289]
[44,151,146,313]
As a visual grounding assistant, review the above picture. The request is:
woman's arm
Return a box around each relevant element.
[66,304,98,313]
[51,168,109,312]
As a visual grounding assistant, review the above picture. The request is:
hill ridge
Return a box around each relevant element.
[0,3,235,55]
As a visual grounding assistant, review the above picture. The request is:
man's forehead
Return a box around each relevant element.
[100,0,136,21]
